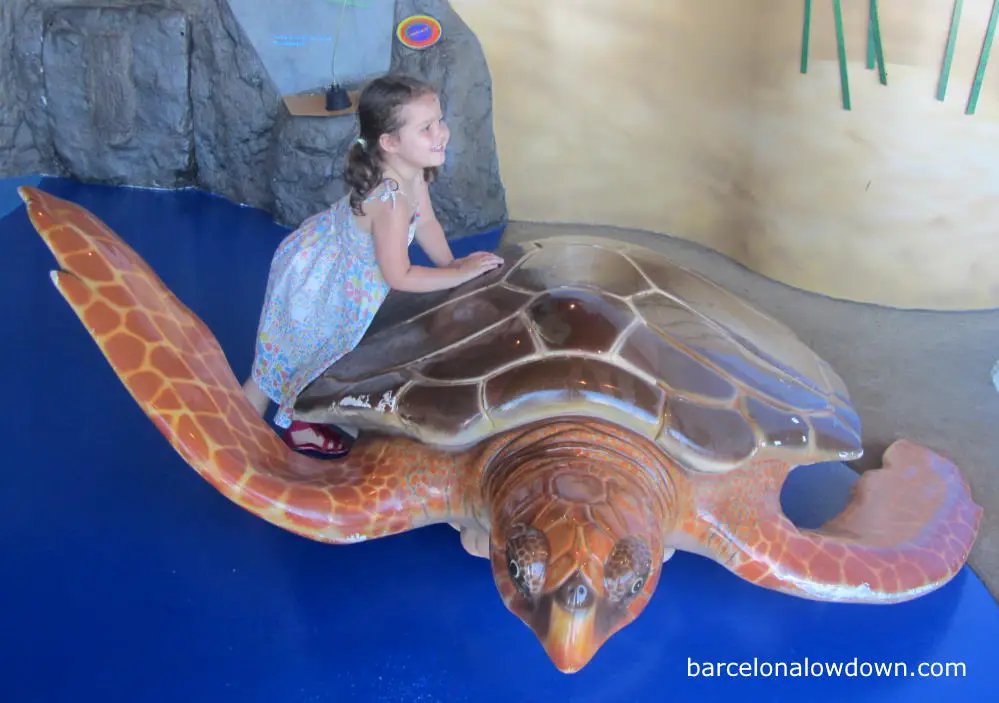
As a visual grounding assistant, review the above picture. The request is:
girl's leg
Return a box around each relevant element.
[242,376,271,416]
[243,369,352,457]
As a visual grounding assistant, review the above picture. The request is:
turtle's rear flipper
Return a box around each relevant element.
[687,440,982,602]
[18,186,460,543]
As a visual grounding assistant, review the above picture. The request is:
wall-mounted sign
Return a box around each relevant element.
[396,15,442,50]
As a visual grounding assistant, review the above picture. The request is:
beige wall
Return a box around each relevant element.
[450,0,999,310]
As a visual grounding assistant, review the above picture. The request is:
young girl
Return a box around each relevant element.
[242,74,504,456]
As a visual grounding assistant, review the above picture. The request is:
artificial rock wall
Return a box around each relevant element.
[0,0,507,237]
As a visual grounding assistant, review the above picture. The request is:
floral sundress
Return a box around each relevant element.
[250,180,419,428]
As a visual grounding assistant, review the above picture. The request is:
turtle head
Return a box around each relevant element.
[485,424,670,673]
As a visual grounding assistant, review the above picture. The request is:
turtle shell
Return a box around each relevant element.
[294,234,862,473]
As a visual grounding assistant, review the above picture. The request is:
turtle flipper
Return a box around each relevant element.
[681,440,982,602]
[18,186,466,543]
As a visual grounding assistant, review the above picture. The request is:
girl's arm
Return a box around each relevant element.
[413,175,455,267]
[369,193,500,292]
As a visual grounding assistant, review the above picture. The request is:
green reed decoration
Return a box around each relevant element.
[938,0,964,101]
[801,0,812,74]
[801,1,885,109]
[832,0,851,109]
[867,0,887,85]
[966,0,998,114]
[798,0,996,115]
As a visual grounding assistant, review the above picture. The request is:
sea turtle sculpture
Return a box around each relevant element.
[19,186,982,674]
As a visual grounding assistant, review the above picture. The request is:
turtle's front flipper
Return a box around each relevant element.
[19,186,466,543]
[678,440,982,602]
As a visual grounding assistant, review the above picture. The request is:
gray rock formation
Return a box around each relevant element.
[42,5,194,185]
[1,0,284,211]
[0,0,506,237]
[393,0,506,240]
[1,0,54,177]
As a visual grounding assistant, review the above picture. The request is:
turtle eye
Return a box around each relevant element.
[505,525,549,597]
[604,537,653,603]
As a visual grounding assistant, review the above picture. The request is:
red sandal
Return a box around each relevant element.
[282,420,351,458]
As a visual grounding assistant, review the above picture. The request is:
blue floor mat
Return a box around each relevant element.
[1,179,995,702]
[0,174,42,218]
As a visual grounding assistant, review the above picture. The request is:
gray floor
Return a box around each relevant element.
[500,219,999,601]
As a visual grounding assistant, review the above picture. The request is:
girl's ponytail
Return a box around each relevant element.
[345,138,383,216]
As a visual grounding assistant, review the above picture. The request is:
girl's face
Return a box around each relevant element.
[381,92,450,170]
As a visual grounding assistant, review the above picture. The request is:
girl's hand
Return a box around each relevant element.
[453,251,504,277]
[450,251,504,268]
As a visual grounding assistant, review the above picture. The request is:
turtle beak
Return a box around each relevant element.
[533,571,607,673]
[543,599,601,673]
